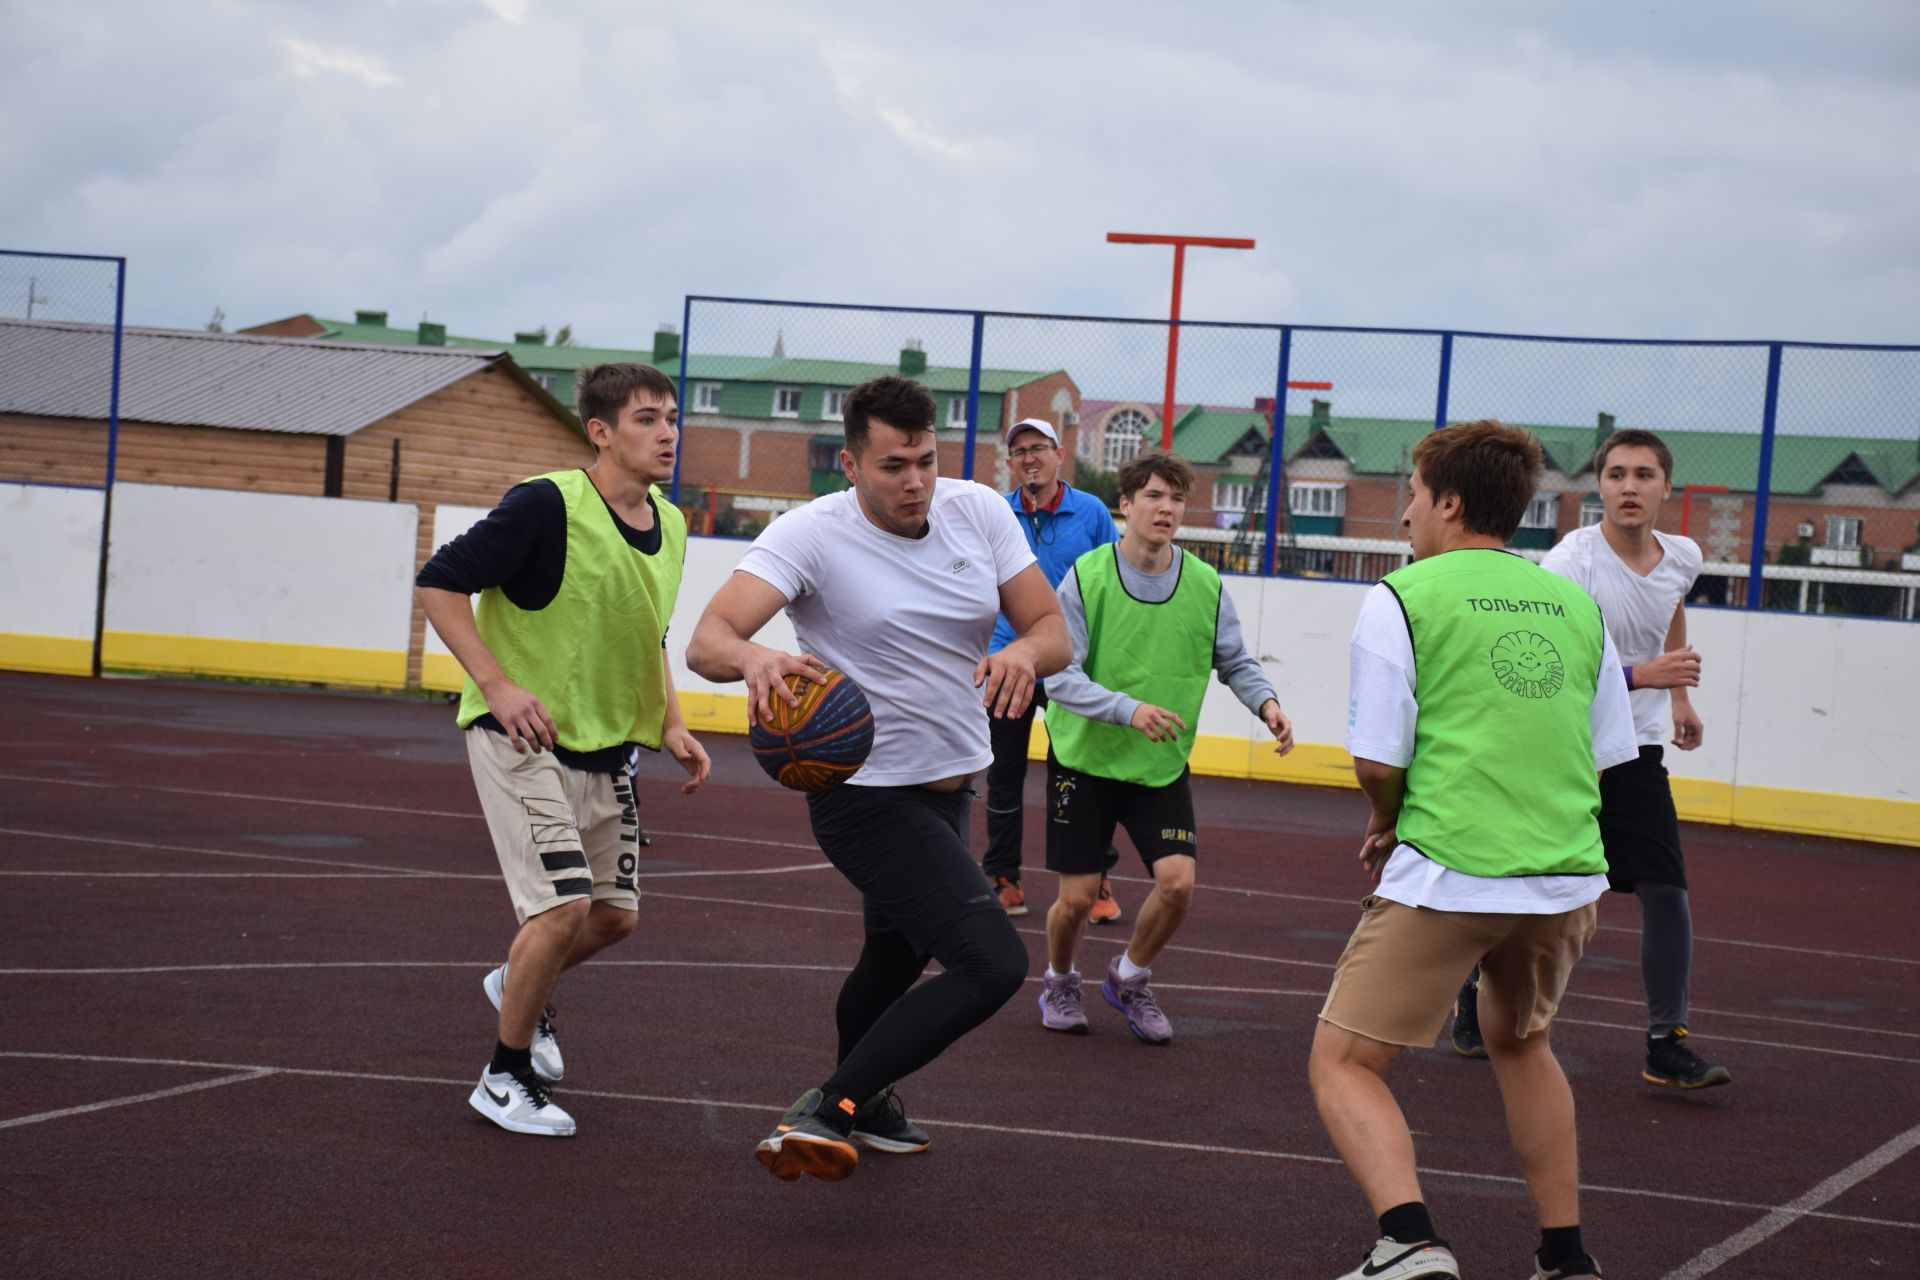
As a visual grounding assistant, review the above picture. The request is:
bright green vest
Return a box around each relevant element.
[1047,545,1221,788]
[456,469,686,752]
[1386,549,1607,878]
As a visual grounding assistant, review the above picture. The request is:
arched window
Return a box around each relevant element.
[1104,408,1151,470]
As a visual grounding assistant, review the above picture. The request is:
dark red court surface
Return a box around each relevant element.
[2,671,1915,1279]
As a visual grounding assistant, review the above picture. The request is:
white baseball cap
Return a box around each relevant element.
[1004,417,1060,448]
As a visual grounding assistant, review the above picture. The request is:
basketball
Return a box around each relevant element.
[747,667,874,791]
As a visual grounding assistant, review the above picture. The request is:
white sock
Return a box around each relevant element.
[1116,954,1148,981]
[1046,967,1077,981]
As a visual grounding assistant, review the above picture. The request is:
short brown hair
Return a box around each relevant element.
[843,375,937,458]
[1593,428,1674,482]
[576,362,677,433]
[1411,420,1543,541]
[1117,451,1196,501]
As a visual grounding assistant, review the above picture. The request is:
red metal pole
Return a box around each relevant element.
[1162,243,1185,450]
[1107,232,1255,455]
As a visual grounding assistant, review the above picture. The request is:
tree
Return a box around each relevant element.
[206,306,225,333]
[552,324,578,348]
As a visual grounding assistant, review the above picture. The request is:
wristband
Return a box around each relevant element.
[1624,665,1635,691]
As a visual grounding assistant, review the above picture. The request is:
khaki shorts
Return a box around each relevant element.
[1319,896,1598,1047]
[466,727,640,924]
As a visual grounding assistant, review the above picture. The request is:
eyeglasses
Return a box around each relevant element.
[1008,444,1056,460]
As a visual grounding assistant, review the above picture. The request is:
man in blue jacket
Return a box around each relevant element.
[982,418,1122,921]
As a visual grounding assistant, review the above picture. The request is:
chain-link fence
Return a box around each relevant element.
[0,248,129,673]
[677,296,1918,619]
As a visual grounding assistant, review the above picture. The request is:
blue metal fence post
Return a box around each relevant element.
[1262,327,1293,576]
[962,312,984,482]
[1746,343,1784,610]
[670,294,691,506]
[90,257,126,678]
[1432,331,1454,431]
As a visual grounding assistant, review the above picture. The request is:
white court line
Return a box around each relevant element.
[0,871,425,880]
[0,773,821,853]
[0,1048,1913,1236]
[2,957,1910,1063]
[0,1068,274,1130]
[9,770,1915,966]
[1661,1123,1920,1279]
[0,826,829,882]
[1564,989,1920,1041]
[1555,1015,1920,1066]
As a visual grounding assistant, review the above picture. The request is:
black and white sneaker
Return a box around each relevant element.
[850,1087,930,1153]
[469,1067,576,1137]
[1334,1237,1459,1279]
[483,965,563,1083]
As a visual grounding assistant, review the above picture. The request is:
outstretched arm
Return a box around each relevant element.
[685,571,829,726]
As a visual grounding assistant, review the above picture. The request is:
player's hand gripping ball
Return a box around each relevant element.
[747,667,874,791]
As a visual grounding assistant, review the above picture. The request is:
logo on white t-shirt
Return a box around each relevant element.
[951,559,970,574]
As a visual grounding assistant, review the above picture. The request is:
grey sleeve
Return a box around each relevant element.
[1040,568,1141,726]
[1213,589,1279,717]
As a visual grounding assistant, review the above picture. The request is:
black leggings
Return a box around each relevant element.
[806,784,1030,1104]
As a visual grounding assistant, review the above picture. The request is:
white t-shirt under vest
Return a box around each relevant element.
[736,478,1037,787]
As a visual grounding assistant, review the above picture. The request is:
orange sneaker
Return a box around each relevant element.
[1089,879,1123,925]
[992,875,1028,917]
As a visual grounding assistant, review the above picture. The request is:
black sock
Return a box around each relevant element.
[1538,1225,1590,1272]
[490,1040,533,1077]
[1378,1201,1437,1246]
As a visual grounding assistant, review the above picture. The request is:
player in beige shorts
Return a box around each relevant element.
[1320,896,1597,1050]
[1308,422,1639,1280]
[418,362,709,1138]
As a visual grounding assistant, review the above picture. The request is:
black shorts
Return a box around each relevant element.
[806,783,1002,944]
[1599,745,1687,893]
[1044,754,1197,877]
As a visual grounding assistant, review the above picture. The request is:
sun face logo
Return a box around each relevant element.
[1051,774,1078,824]
[1490,630,1565,699]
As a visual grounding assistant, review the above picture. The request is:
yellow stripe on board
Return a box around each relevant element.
[101,631,408,689]
[0,632,93,677]
[677,687,1918,850]
[419,652,465,694]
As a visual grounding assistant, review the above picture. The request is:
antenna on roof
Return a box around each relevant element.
[772,328,786,359]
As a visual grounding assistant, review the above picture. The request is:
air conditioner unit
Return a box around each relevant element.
[1796,522,1814,539]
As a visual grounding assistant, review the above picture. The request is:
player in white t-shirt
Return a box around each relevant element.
[688,375,1070,1183]
[1537,429,1728,1090]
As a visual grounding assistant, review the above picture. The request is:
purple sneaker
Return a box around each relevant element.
[1101,955,1172,1044]
[1038,970,1089,1034]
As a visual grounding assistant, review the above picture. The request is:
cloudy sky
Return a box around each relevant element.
[3,0,1916,356]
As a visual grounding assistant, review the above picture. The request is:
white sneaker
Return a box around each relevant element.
[1334,1237,1459,1279]
[468,1067,576,1137]
[483,965,563,1083]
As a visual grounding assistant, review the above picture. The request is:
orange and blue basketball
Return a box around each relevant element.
[748,667,874,792]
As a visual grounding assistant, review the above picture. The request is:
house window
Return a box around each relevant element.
[773,387,802,418]
[528,372,558,393]
[1579,498,1604,527]
[1826,516,1862,550]
[947,397,971,427]
[1522,493,1558,529]
[1213,480,1266,514]
[1103,408,1150,470]
[807,436,842,472]
[694,382,721,412]
[1288,482,1346,517]
[821,389,847,421]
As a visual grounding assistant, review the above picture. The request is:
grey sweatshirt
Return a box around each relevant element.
[1047,547,1278,727]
